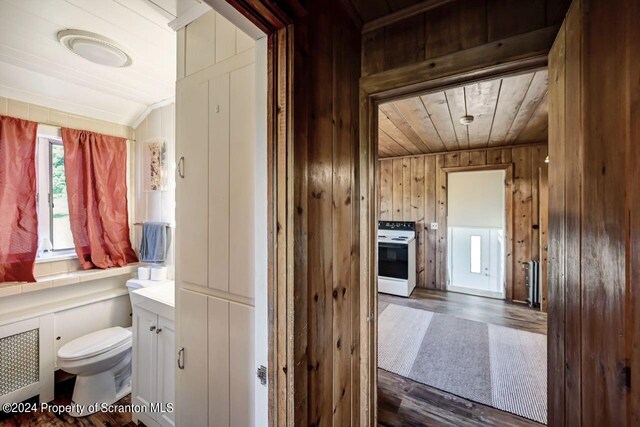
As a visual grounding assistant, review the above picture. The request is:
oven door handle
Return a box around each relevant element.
[378,242,409,249]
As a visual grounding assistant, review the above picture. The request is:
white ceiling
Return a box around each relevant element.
[0,0,198,127]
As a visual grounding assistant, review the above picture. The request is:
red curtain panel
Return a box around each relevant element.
[61,128,138,269]
[0,115,38,282]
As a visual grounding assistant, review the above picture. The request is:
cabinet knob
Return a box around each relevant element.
[156,328,162,334]
[150,326,156,332]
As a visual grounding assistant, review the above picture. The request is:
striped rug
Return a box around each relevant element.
[378,303,547,424]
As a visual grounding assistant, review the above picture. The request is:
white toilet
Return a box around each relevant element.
[57,327,133,416]
[56,277,171,417]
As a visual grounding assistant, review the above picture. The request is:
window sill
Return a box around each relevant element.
[36,251,77,263]
[0,263,139,298]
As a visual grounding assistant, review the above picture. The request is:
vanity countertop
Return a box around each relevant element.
[131,282,175,321]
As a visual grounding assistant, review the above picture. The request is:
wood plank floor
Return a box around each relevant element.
[0,373,137,427]
[377,288,547,426]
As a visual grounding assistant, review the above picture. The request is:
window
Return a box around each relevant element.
[37,137,74,256]
[470,235,482,274]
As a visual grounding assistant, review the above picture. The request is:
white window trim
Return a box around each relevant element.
[35,136,77,260]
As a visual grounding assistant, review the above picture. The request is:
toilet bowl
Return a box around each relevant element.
[57,326,132,417]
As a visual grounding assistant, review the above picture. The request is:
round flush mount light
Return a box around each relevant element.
[459,115,474,126]
[57,30,132,67]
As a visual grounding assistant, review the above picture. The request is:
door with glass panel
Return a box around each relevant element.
[447,170,505,299]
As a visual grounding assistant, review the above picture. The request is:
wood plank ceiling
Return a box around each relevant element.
[343,0,424,23]
[378,70,548,158]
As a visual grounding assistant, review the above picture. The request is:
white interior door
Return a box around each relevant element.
[447,170,505,298]
[450,227,491,290]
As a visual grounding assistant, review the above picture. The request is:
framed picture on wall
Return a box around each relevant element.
[143,139,167,191]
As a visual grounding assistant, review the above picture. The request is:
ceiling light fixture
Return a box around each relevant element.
[459,115,474,125]
[58,30,133,68]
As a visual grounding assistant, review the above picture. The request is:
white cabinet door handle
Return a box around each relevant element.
[177,347,185,369]
[178,156,185,178]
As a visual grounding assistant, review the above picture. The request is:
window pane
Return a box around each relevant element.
[470,235,481,274]
[51,144,74,250]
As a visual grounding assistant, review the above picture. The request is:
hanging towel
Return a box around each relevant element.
[139,222,171,263]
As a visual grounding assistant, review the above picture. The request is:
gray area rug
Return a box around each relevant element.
[378,304,547,424]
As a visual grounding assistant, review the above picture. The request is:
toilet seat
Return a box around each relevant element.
[58,327,132,361]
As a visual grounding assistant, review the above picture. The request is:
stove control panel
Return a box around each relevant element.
[378,221,416,231]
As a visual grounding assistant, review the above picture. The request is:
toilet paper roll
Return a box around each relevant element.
[150,266,168,281]
[138,267,150,280]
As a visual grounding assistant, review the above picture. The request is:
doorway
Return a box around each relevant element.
[374,68,548,424]
[447,169,506,299]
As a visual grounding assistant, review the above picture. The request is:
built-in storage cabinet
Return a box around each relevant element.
[132,306,175,427]
[175,80,209,291]
[175,10,257,427]
[176,64,256,299]
[176,289,254,426]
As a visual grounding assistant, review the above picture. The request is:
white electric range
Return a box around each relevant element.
[378,221,417,297]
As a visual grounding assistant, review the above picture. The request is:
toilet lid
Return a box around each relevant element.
[58,327,132,361]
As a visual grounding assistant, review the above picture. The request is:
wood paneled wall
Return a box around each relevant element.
[290,0,362,425]
[378,144,548,303]
[361,0,571,77]
[548,0,639,425]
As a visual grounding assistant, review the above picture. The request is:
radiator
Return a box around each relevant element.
[524,260,541,307]
[0,329,39,396]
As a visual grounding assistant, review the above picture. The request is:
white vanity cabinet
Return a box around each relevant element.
[131,284,175,427]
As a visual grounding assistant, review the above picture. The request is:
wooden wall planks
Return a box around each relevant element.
[378,144,548,304]
[547,0,640,424]
[361,0,571,77]
[291,0,362,424]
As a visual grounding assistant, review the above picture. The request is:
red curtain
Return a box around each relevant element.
[0,115,38,282]
[61,128,138,269]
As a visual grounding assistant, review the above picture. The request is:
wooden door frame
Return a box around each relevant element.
[441,164,514,300]
[359,30,555,424]
[207,2,301,425]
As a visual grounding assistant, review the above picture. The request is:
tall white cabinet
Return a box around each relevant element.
[175,10,257,427]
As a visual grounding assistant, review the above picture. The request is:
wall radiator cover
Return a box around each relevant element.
[0,329,39,396]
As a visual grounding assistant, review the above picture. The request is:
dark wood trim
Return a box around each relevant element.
[379,141,548,161]
[221,0,305,33]
[361,26,558,99]
[441,163,511,173]
[362,0,454,33]
[221,3,298,426]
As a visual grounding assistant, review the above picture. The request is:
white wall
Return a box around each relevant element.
[448,170,505,228]
[133,103,176,275]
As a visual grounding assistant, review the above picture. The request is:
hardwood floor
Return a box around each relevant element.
[377,288,547,426]
[0,373,136,427]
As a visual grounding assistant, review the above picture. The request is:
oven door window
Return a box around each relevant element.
[378,242,409,279]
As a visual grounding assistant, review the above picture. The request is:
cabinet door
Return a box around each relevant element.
[176,80,209,290]
[229,302,254,427]
[132,306,157,412]
[176,289,208,426]
[208,74,230,293]
[208,296,229,425]
[229,64,255,299]
[157,316,176,427]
